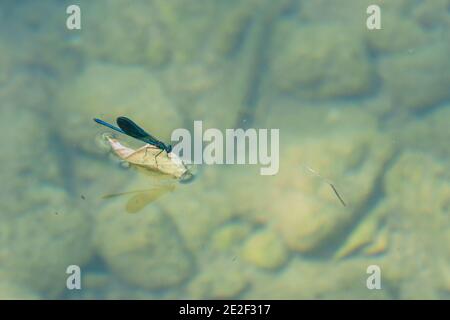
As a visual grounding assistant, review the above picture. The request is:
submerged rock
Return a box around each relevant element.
[334,203,389,259]
[0,104,93,297]
[159,167,237,253]
[210,221,252,252]
[0,196,93,297]
[384,151,450,217]
[394,105,450,159]
[0,278,40,300]
[80,1,170,66]
[270,22,373,99]
[186,255,248,299]
[270,130,393,253]
[95,202,194,290]
[240,228,288,270]
[366,12,430,54]
[380,151,450,298]
[380,43,450,112]
[243,259,391,299]
[411,0,450,30]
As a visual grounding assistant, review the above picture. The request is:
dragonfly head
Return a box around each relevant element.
[166,144,173,154]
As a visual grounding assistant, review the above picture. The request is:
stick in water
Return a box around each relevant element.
[304,165,347,207]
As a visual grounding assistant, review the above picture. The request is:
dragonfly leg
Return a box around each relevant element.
[135,145,158,162]
[154,149,164,168]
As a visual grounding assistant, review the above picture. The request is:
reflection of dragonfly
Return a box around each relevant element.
[94,116,173,164]
[103,183,176,214]
[94,116,191,213]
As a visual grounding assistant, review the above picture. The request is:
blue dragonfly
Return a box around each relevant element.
[94,116,173,166]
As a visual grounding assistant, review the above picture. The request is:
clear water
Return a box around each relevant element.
[0,0,449,299]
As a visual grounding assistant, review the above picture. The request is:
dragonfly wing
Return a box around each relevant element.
[102,183,175,213]
[116,116,161,145]
[102,189,152,199]
[125,184,175,213]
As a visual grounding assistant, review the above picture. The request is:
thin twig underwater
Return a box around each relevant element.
[94,116,195,213]
[303,165,347,207]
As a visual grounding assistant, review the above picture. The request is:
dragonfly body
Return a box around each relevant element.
[94,117,173,155]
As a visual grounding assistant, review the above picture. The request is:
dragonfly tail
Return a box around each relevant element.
[94,118,126,135]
